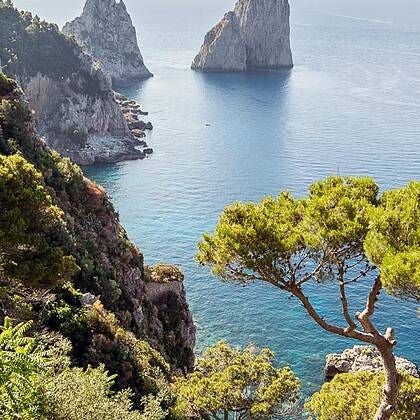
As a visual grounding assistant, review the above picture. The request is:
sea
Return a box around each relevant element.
[16,0,420,404]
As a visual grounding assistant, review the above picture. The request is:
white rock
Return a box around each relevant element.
[235,0,293,68]
[192,12,246,72]
[192,0,293,72]
[63,0,152,86]
[325,346,419,381]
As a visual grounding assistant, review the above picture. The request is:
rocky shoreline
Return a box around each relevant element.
[325,346,419,381]
[70,93,155,165]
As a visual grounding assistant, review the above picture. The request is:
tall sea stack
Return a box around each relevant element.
[192,0,293,72]
[63,0,152,86]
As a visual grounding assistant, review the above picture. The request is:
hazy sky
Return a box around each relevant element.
[12,0,420,28]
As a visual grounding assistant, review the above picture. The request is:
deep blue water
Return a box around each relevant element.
[83,4,420,401]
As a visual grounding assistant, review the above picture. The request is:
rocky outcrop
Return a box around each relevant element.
[63,0,152,86]
[192,12,246,72]
[143,265,196,372]
[192,0,293,72]
[0,4,152,165]
[325,346,419,381]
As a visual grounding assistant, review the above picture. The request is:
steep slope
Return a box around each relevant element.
[0,2,149,164]
[63,0,152,86]
[192,0,293,72]
[0,73,195,402]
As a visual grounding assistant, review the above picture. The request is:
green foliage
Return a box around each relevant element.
[305,371,420,420]
[174,341,300,419]
[0,153,78,287]
[40,299,90,352]
[86,301,170,396]
[0,317,45,419]
[365,181,420,300]
[41,365,147,420]
[197,176,419,298]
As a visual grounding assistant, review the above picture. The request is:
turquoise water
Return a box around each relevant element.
[83,5,420,398]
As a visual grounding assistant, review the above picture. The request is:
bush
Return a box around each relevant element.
[305,371,420,420]
[0,153,78,287]
[174,341,300,419]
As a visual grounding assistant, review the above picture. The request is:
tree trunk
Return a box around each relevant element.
[224,410,229,420]
[374,342,401,420]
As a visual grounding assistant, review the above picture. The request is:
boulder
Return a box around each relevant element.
[325,346,419,381]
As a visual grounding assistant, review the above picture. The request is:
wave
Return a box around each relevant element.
[325,12,394,25]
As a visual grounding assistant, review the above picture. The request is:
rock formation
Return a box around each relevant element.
[192,12,246,72]
[63,0,152,86]
[0,4,152,164]
[192,0,293,72]
[325,346,419,381]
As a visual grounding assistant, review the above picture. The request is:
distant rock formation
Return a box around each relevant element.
[192,0,293,72]
[192,12,246,72]
[0,4,152,164]
[325,346,419,381]
[63,0,152,86]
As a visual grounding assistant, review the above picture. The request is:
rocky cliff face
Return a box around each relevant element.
[63,0,152,86]
[192,0,293,72]
[0,3,151,165]
[0,72,195,394]
[192,12,246,72]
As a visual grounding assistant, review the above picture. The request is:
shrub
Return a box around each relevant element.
[305,371,420,420]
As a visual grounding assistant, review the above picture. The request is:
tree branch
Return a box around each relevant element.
[288,283,375,344]
[339,280,357,332]
[356,276,382,334]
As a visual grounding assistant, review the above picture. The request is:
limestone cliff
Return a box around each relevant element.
[0,3,151,165]
[63,0,152,86]
[192,0,293,72]
[0,73,195,399]
[192,12,246,72]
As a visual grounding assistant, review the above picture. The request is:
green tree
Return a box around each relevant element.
[0,153,78,287]
[305,371,420,420]
[197,177,419,420]
[0,317,45,419]
[42,365,153,420]
[174,341,300,419]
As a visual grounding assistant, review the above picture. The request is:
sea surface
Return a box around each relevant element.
[79,2,419,403]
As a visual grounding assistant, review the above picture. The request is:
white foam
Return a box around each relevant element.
[325,12,394,25]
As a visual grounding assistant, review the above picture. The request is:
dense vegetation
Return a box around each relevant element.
[198,176,419,419]
[0,72,179,417]
[0,52,418,417]
[174,341,300,419]
[305,371,420,420]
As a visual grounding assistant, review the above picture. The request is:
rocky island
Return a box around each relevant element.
[0,2,153,165]
[192,0,293,72]
[63,0,152,86]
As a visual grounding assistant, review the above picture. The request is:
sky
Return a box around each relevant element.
[11,0,420,29]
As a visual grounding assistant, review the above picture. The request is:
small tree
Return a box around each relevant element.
[174,341,300,419]
[197,177,419,420]
[305,371,420,420]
